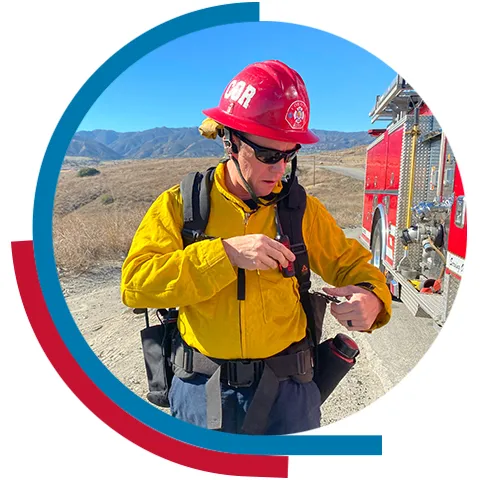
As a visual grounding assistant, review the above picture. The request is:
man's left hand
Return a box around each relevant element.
[322,285,383,331]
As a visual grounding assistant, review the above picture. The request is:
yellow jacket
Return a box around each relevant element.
[121,163,391,359]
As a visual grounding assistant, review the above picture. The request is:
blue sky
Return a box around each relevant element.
[79,22,397,133]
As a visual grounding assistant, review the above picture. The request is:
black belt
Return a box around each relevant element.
[171,334,313,434]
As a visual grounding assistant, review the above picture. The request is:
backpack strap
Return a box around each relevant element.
[277,176,318,345]
[180,166,216,247]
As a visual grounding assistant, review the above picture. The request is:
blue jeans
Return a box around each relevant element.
[168,373,321,435]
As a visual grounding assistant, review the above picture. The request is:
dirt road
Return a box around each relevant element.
[318,165,365,181]
[61,227,439,427]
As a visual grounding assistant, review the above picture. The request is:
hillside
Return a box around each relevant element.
[65,127,372,161]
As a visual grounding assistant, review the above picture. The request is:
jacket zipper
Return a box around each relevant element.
[239,211,251,357]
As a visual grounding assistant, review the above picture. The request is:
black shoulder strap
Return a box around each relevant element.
[277,177,317,345]
[180,166,216,247]
[277,176,310,289]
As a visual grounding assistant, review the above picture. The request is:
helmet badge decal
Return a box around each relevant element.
[286,100,308,129]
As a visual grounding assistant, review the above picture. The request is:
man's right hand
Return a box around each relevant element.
[222,234,296,271]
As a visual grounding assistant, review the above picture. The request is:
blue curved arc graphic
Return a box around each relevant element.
[33,1,382,455]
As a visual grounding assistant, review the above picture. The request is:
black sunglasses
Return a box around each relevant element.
[233,130,301,165]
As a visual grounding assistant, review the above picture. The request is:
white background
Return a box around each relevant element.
[1,0,478,478]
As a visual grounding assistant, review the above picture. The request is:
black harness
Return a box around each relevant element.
[136,166,361,433]
[173,166,321,433]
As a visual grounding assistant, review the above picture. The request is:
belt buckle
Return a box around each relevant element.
[227,360,258,388]
[183,347,193,374]
[296,350,307,375]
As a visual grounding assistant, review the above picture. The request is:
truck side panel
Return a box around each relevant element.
[385,126,403,191]
[365,138,387,191]
[446,164,467,277]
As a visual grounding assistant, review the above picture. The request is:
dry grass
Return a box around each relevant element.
[296,157,364,228]
[299,145,367,165]
[301,169,363,228]
[54,157,217,216]
[54,157,219,273]
[53,208,145,274]
[54,148,366,274]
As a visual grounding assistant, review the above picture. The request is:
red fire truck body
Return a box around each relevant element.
[359,76,467,326]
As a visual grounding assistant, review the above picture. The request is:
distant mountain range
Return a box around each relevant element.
[67,127,373,160]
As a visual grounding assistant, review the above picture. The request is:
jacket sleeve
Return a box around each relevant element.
[304,195,392,331]
[120,185,237,308]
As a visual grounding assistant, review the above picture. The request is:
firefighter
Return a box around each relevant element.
[121,60,392,435]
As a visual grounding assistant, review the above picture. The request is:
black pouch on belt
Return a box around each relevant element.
[314,333,359,405]
[136,308,178,408]
[308,291,329,342]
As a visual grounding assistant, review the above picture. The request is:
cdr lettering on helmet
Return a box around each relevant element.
[224,80,256,109]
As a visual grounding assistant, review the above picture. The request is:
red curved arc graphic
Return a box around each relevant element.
[11,240,288,478]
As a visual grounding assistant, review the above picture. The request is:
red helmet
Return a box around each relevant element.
[203,60,319,145]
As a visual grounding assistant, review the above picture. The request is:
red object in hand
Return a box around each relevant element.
[275,233,295,277]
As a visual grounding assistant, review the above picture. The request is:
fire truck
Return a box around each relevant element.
[359,75,467,327]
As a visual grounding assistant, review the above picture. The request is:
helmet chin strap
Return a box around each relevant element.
[222,128,298,208]
[231,156,262,205]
